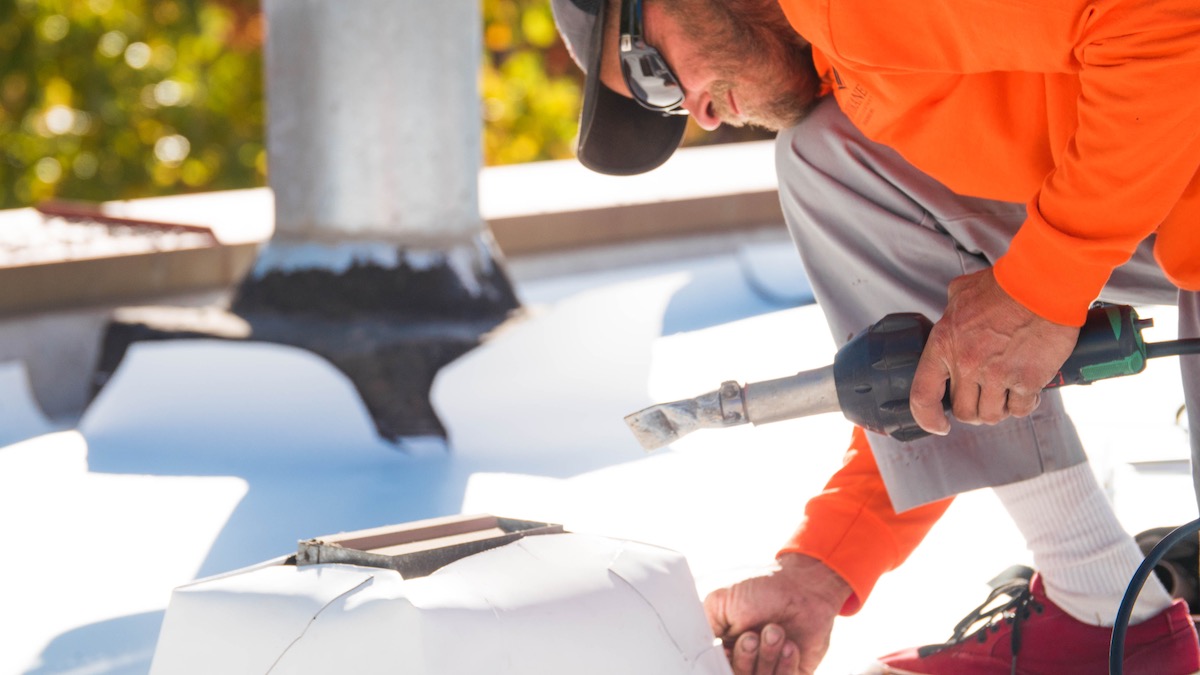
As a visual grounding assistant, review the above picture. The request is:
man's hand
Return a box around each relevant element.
[704,554,852,675]
[909,268,1080,435]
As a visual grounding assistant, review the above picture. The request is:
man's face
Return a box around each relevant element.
[600,0,818,132]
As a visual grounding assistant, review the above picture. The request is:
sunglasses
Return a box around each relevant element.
[619,0,688,115]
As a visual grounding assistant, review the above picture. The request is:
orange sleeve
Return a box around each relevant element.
[993,0,1200,324]
[777,426,951,615]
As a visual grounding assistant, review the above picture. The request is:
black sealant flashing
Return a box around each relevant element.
[94,253,521,443]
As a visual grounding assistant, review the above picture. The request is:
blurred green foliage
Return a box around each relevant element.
[0,0,264,209]
[482,0,582,166]
[1,0,768,210]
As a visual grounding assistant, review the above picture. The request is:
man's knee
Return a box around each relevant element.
[774,96,853,186]
[774,95,930,246]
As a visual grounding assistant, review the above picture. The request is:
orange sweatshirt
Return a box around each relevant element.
[775,0,1200,613]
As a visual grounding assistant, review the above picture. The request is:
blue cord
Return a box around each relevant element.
[1110,517,1200,675]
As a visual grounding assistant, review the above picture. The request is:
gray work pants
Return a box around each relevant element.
[776,96,1200,512]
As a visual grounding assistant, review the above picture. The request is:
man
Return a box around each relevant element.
[549,0,1200,674]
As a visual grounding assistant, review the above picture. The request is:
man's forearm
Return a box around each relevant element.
[778,426,953,614]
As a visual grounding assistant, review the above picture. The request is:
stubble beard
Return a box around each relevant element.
[673,0,820,131]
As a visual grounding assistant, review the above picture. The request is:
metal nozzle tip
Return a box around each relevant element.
[624,406,683,451]
[622,390,731,451]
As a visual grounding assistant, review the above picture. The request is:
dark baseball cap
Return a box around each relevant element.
[550,0,688,175]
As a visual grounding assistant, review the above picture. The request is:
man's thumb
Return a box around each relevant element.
[703,586,733,638]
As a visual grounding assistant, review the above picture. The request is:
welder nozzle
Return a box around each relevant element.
[624,364,840,451]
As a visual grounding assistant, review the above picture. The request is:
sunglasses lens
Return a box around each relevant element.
[622,49,684,111]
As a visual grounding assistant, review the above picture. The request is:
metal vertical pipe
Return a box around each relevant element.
[264,0,483,246]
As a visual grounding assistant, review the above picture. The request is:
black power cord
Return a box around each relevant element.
[1146,339,1200,360]
[1107,331,1199,673]
[1110,517,1200,675]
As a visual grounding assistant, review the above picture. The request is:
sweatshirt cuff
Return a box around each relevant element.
[993,202,1121,327]
[777,500,900,616]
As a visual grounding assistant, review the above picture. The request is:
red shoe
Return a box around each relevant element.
[865,572,1200,675]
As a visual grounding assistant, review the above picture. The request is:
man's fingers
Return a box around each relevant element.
[756,625,785,674]
[910,343,952,435]
[779,641,801,675]
[731,632,759,675]
[976,383,1009,425]
[955,375,1043,426]
[949,379,981,425]
[1007,389,1041,418]
[728,626,799,675]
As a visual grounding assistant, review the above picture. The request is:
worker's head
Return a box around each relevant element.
[550,0,821,175]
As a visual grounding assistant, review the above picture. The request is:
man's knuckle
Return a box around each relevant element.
[1009,392,1041,417]
[977,359,1007,382]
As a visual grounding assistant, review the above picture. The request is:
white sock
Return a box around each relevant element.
[993,462,1174,626]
